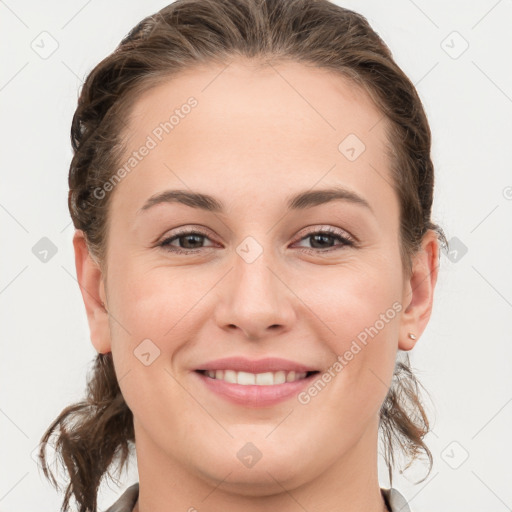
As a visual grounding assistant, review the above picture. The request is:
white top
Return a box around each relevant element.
[104,483,412,512]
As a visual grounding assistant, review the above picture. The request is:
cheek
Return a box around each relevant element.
[106,264,202,437]
[108,257,201,340]
[309,259,402,339]
[106,260,215,410]
[307,262,402,399]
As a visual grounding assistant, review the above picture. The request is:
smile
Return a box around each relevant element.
[193,369,321,407]
[196,369,318,385]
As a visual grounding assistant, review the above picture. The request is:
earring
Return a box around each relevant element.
[408,332,417,340]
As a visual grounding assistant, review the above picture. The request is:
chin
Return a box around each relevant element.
[200,463,309,497]
[193,447,313,496]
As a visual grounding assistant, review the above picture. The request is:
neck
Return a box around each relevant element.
[133,417,389,512]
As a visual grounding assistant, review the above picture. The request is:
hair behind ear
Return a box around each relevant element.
[379,352,434,487]
[38,353,134,512]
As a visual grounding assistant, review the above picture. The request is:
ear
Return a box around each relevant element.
[73,230,111,354]
[399,229,440,351]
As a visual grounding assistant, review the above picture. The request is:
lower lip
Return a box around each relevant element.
[193,371,318,407]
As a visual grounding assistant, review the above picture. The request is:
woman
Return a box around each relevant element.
[39,0,446,511]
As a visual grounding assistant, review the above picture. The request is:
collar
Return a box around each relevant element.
[105,483,411,512]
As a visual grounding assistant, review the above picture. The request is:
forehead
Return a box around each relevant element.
[123,59,387,152]
[111,59,396,222]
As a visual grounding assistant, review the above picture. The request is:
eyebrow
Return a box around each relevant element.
[138,186,373,215]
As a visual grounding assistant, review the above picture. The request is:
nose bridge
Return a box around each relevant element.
[216,237,295,339]
[235,242,278,302]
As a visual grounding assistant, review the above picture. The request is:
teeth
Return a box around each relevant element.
[204,369,308,385]
[223,370,237,383]
[238,371,256,385]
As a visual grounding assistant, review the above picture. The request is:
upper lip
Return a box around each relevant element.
[195,356,319,374]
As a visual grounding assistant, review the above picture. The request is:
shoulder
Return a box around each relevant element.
[381,487,412,512]
[104,482,139,512]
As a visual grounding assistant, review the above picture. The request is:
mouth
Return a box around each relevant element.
[193,369,321,407]
[195,369,320,386]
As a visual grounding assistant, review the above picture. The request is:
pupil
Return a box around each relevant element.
[182,234,202,248]
[311,234,332,249]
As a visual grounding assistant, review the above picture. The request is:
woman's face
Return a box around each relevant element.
[76,59,438,493]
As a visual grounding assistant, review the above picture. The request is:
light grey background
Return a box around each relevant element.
[1,1,511,511]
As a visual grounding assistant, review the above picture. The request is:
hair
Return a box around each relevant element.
[38,0,448,510]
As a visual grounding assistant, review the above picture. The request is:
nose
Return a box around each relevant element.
[214,248,296,341]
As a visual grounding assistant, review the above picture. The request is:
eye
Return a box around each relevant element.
[158,226,355,255]
[292,227,355,253]
[158,228,216,255]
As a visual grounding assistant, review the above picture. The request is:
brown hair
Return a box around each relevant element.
[39,1,447,510]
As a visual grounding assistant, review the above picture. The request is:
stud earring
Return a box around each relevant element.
[408,332,417,340]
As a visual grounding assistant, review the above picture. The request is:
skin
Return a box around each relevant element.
[73,59,439,512]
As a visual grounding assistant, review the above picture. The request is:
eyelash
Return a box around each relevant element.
[158,227,355,255]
